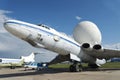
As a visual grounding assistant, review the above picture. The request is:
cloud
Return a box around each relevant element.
[0,10,57,62]
[104,43,120,50]
[75,16,82,20]
[0,10,12,33]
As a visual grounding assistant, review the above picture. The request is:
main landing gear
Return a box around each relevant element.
[69,61,99,72]
[69,61,83,72]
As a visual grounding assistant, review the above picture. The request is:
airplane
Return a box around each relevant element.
[110,58,120,62]
[21,52,38,63]
[0,58,24,69]
[4,19,120,72]
[24,62,48,71]
[0,52,36,69]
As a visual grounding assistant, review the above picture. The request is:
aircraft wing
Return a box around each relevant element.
[49,55,70,64]
[84,49,120,60]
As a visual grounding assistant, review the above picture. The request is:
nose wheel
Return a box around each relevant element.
[69,62,83,72]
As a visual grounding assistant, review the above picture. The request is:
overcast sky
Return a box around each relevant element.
[0,0,120,61]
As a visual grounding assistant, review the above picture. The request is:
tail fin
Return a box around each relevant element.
[21,52,37,63]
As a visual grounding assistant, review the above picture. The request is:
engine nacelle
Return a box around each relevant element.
[81,43,104,52]
[81,43,92,51]
[73,21,102,45]
[93,44,104,52]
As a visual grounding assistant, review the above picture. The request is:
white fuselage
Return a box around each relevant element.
[4,20,81,56]
[0,58,21,64]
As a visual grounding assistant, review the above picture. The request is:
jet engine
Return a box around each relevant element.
[81,43,104,52]
[93,44,104,52]
[73,21,102,45]
[81,43,92,51]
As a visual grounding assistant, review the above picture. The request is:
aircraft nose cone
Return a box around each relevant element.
[4,22,11,31]
[4,22,15,33]
[3,20,31,39]
[4,22,8,29]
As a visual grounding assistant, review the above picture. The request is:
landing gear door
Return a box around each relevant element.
[70,53,81,62]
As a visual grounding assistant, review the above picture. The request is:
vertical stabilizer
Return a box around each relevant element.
[21,52,37,63]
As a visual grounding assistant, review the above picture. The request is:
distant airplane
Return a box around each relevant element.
[21,52,38,63]
[24,62,48,71]
[4,19,120,72]
[0,52,36,69]
[0,58,23,69]
[110,58,120,62]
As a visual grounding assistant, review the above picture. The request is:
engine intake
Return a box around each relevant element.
[82,43,90,48]
[81,43,92,51]
[93,44,104,52]
[93,44,102,50]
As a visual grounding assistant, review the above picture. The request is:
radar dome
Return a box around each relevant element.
[73,21,102,45]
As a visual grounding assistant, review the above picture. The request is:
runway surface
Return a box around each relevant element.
[0,68,120,80]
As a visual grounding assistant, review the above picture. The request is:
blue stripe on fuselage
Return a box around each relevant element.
[6,21,80,47]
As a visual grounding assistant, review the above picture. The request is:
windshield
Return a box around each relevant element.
[38,24,50,30]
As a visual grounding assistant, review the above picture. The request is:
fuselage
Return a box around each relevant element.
[4,20,81,56]
[0,58,22,64]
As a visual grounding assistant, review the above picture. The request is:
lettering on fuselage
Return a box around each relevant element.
[37,33,43,41]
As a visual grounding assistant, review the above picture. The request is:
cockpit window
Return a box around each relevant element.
[37,24,50,30]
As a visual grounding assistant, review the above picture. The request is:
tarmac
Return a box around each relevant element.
[0,68,120,80]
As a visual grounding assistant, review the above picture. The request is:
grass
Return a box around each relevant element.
[100,62,120,68]
[49,62,120,69]
[49,63,70,68]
